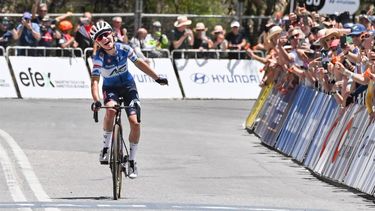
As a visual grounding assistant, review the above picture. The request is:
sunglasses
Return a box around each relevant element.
[289,34,299,39]
[96,31,112,41]
[360,33,371,40]
[324,36,336,43]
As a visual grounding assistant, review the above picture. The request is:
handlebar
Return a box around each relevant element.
[92,104,141,123]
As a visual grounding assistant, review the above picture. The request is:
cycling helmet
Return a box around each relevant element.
[90,20,113,41]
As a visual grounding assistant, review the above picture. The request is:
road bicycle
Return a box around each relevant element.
[92,98,140,200]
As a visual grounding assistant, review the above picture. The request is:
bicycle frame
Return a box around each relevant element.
[92,98,140,200]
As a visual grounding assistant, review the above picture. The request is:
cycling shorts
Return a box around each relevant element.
[102,82,139,117]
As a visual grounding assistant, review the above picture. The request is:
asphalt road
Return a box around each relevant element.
[0,99,374,211]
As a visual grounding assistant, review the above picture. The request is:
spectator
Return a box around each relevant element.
[146,21,169,49]
[193,22,212,50]
[170,16,194,58]
[58,20,78,49]
[74,12,93,51]
[13,12,41,56]
[226,20,248,59]
[211,25,228,50]
[112,16,128,44]
[129,28,150,64]
[31,0,72,28]
[0,17,14,49]
[38,15,60,48]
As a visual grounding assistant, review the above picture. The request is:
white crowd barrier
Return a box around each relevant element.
[0,47,18,98]
[7,47,91,99]
[173,50,264,99]
[86,48,183,99]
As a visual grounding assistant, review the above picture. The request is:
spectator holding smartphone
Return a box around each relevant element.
[13,12,41,56]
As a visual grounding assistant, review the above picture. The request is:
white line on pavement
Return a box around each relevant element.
[0,129,60,211]
[0,136,32,211]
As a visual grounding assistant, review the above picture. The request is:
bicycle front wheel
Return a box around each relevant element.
[111,124,123,200]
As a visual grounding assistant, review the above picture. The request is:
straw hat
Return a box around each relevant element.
[212,25,225,35]
[174,16,192,27]
[320,28,340,49]
[267,25,282,40]
[194,22,207,32]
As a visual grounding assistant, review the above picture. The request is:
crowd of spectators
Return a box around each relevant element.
[0,0,255,57]
[247,4,375,120]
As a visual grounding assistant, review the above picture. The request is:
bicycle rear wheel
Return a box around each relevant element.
[111,124,123,200]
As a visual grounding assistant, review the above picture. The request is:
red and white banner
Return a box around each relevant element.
[175,59,264,99]
[9,57,91,98]
[0,57,18,98]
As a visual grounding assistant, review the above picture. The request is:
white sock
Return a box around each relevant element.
[103,131,112,148]
[129,143,138,161]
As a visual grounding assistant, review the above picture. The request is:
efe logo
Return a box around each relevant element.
[19,67,55,87]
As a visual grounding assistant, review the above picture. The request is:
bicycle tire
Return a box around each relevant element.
[111,124,123,200]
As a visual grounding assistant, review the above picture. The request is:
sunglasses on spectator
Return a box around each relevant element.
[324,36,336,43]
[360,33,371,40]
[289,34,299,39]
[96,31,112,41]
[214,31,223,34]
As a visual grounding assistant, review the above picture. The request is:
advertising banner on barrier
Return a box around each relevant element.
[303,97,339,170]
[0,57,18,98]
[245,83,273,130]
[88,58,182,99]
[9,57,91,98]
[175,59,264,99]
[254,86,297,146]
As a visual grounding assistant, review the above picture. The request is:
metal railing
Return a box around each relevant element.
[6,46,83,57]
[0,46,5,56]
[171,49,265,60]
[84,48,171,59]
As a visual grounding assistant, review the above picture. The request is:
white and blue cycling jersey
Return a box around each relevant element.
[91,42,139,87]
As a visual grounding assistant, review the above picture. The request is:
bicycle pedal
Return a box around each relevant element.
[100,160,109,165]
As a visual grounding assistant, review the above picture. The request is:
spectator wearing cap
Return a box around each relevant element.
[146,21,169,49]
[31,0,72,28]
[13,12,41,56]
[37,15,61,56]
[193,22,212,50]
[345,24,366,66]
[170,16,194,55]
[0,17,14,49]
[226,21,247,52]
[112,16,128,44]
[210,25,228,50]
[74,12,93,51]
[58,20,78,49]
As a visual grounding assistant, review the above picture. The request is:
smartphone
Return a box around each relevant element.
[284,19,291,30]
[321,50,329,69]
[340,35,347,48]
[303,16,309,25]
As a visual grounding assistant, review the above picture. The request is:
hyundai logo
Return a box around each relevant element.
[190,73,209,84]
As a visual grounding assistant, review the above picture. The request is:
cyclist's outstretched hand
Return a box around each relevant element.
[155,77,168,85]
[91,101,102,111]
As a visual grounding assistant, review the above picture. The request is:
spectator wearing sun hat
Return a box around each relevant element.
[193,22,212,50]
[13,12,41,56]
[170,16,194,51]
[210,25,228,50]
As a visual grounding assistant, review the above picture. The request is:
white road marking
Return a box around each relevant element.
[0,129,60,211]
[0,138,31,211]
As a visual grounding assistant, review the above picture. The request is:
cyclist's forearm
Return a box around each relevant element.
[135,59,159,80]
[91,77,100,102]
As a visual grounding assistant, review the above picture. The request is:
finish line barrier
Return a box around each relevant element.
[250,85,375,196]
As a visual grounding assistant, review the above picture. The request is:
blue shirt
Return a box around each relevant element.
[92,42,139,87]
[16,23,40,46]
